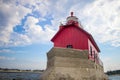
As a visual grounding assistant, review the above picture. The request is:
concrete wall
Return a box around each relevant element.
[40,47,108,80]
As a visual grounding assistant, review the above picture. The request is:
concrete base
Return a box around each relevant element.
[40,47,108,80]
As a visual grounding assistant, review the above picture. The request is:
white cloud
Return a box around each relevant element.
[80,0,120,47]
[0,56,15,60]
[23,16,56,43]
[0,0,56,47]
[0,0,31,47]
[0,0,120,47]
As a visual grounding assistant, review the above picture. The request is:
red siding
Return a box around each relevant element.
[53,26,88,50]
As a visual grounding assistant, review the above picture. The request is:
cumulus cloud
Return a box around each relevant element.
[0,0,31,47]
[0,0,56,47]
[0,0,120,47]
[80,0,120,47]
[23,16,55,43]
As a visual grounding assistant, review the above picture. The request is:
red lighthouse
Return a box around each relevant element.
[51,12,101,64]
[41,12,108,80]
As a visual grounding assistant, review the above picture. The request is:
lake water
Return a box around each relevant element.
[0,72,120,80]
[0,72,41,80]
[109,75,120,80]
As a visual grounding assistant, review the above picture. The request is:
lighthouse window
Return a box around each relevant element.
[94,51,96,62]
[66,45,73,48]
[90,46,92,56]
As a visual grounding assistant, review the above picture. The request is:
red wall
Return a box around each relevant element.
[53,26,88,50]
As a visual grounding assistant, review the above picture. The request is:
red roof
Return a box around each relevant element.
[51,24,100,52]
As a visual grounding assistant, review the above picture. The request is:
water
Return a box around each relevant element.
[0,72,41,80]
[0,72,120,80]
[109,75,120,80]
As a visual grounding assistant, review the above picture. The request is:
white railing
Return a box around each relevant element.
[88,51,103,66]
[98,57,103,67]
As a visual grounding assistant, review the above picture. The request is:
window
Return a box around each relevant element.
[94,51,96,62]
[90,46,92,56]
[66,45,73,48]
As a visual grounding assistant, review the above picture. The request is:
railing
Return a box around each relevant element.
[88,51,103,67]
[60,21,82,26]
[98,57,103,67]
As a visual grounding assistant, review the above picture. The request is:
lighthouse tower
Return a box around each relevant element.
[41,12,108,80]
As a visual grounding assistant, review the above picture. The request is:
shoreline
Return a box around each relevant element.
[0,71,43,73]
[108,74,120,76]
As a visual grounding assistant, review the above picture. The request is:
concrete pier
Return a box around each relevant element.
[40,47,108,80]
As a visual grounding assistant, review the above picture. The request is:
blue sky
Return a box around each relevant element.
[0,0,120,72]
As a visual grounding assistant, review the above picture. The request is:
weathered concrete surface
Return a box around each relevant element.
[40,47,108,80]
